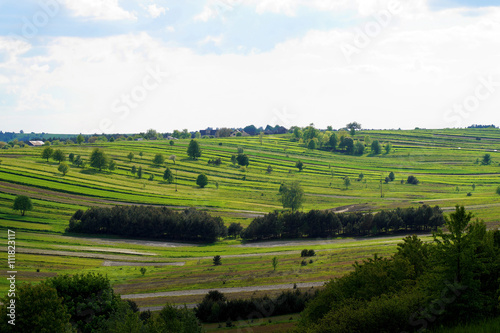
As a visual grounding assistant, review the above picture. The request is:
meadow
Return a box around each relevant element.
[0,127,499,329]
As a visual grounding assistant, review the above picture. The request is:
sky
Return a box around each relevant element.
[0,0,499,134]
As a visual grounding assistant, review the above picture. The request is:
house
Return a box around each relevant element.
[200,129,217,137]
[28,141,45,147]
[230,130,250,137]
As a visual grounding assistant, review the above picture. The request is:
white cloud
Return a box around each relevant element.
[194,6,217,22]
[144,4,167,18]
[199,35,224,46]
[62,0,136,20]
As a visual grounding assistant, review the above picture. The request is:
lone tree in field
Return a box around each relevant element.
[280,181,304,211]
[127,152,134,162]
[137,166,143,179]
[163,167,174,183]
[153,153,165,166]
[496,186,500,195]
[108,160,117,172]
[197,173,208,188]
[169,155,176,164]
[58,162,69,176]
[13,195,33,216]
[343,176,351,189]
[213,255,222,266]
[236,154,249,167]
[41,146,53,162]
[140,267,147,276]
[187,139,202,160]
[385,142,393,154]
[295,160,304,171]
[266,165,273,174]
[481,153,492,165]
[272,257,279,271]
[131,165,137,175]
[89,148,108,171]
[388,172,395,182]
[52,149,66,164]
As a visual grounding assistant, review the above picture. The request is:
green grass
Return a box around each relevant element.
[0,128,499,298]
[431,316,500,332]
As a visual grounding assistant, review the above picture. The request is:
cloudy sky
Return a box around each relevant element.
[0,0,499,134]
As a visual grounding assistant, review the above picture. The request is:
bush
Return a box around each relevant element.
[196,173,208,188]
[406,175,419,185]
[497,186,500,195]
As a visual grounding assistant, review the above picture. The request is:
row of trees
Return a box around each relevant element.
[67,206,227,243]
[242,205,445,240]
[296,206,500,332]
[195,289,316,323]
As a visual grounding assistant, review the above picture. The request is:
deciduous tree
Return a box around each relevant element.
[13,195,33,216]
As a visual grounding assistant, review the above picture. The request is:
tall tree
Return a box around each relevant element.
[280,181,305,211]
[346,122,362,135]
[296,160,304,171]
[58,162,69,176]
[329,133,338,150]
[187,140,202,160]
[41,146,53,162]
[163,168,174,183]
[371,140,382,155]
[153,153,165,166]
[89,148,108,171]
[13,195,33,216]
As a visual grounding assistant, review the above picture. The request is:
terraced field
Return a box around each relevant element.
[0,128,499,313]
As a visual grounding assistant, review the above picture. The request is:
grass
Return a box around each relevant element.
[0,128,499,304]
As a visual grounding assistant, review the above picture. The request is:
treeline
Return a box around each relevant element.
[295,206,500,332]
[195,289,316,323]
[67,206,227,243]
[242,205,444,241]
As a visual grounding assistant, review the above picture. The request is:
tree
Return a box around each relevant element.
[353,141,365,155]
[236,154,249,167]
[137,166,143,179]
[230,154,237,166]
[346,122,361,135]
[213,255,222,266]
[307,139,317,150]
[343,176,351,189]
[296,160,304,171]
[89,148,108,171]
[280,181,305,211]
[169,155,176,164]
[108,160,116,172]
[127,152,134,162]
[131,165,136,175]
[385,142,393,154]
[13,195,33,216]
[196,173,208,188]
[73,155,83,168]
[77,134,84,144]
[155,304,203,333]
[187,140,202,160]
[41,146,53,162]
[329,133,338,150]
[406,175,419,185]
[164,168,174,183]
[153,153,165,166]
[481,153,492,165]
[169,140,175,146]
[0,282,72,333]
[228,223,243,238]
[145,128,160,140]
[497,186,500,195]
[272,256,279,271]
[216,128,232,138]
[140,267,147,276]
[194,131,201,139]
[371,140,382,154]
[68,153,75,162]
[266,165,273,174]
[343,137,354,154]
[139,152,143,159]
[388,172,395,181]
[58,162,69,176]
[52,149,66,164]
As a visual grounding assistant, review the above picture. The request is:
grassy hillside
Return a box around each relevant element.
[0,128,499,303]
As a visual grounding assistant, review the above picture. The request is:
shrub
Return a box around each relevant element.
[196,173,208,188]
[213,255,222,266]
[406,175,419,185]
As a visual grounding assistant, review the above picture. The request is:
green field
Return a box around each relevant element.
[1,128,499,311]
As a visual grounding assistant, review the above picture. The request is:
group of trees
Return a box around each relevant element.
[242,205,444,241]
[0,272,202,333]
[41,147,116,173]
[195,289,316,324]
[296,206,500,332]
[67,206,227,243]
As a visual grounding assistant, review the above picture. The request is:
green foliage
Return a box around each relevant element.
[163,167,174,183]
[371,140,382,154]
[127,152,134,162]
[301,249,315,257]
[236,153,249,166]
[307,139,317,150]
[41,146,54,162]
[328,133,338,150]
[108,160,117,172]
[152,153,165,166]
[295,160,304,171]
[155,304,203,333]
[13,195,33,216]
[131,165,137,175]
[169,154,176,164]
[496,186,500,195]
[196,173,208,188]
[388,171,395,181]
[140,267,147,276]
[89,148,108,171]
[137,166,143,179]
[385,142,393,154]
[47,272,121,333]
[481,153,492,165]
[228,222,243,237]
[343,176,351,189]
[169,140,175,146]
[280,181,305,211]
[148,174,154,181]
[187,139,202,160]
[213,255,222,266]
[68,153,74,162]
[0,282,73,333]
[266,165,273,174]
[58,162,69,176]
[407,175,419,185]
[353,140,365,155]
[77,134,84,144]
[272,256,279,271]
[52,149,66,164]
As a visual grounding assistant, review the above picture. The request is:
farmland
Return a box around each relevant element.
[0,127,499,328]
